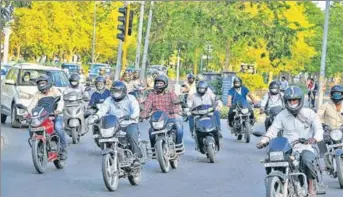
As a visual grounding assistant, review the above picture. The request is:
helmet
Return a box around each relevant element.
[36,75,52,93]
[283,86,304,116]
[269,81,280,95]
[133,69,140,79]
[110,81,127,102]
[154,75,168,93]
[233,77,242,88]
[196,80,208,96]
[95,76,106,91]
[69,73,80,88]
[187,73,195,84]
[330,85,343,104]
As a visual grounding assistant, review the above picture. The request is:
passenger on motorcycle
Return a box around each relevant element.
[227,77,256,128]
[182,73,195,94]
[187,80,223,138]
[93,81,141,166]
[140,75,184,151]
[27,75,68,160]
[89,76,111,107]
[256,86,323,196]
[260,81,284,130]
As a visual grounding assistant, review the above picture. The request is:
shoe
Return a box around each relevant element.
[217,129,223,139]
[132,159,141,168]
[60,149,68,160]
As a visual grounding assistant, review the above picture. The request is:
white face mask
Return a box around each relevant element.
[113,93,122,98]
[287,101,299,109]
[71,81,78,86]
[23,77,30,82]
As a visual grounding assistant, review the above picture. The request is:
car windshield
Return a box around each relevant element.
[90,66,112,75]
[19,69,70,87]
[62,64,80,73]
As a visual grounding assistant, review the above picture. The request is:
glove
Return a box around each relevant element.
[89,115,99,124]
[256,142,266,149]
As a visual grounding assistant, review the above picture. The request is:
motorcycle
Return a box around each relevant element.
[231,100,254,143]
[146,110,185,173]
[16,97,65,174]
[63,91,89,144]
[192,104,220,163]
[322,125,343,188]
[98,114,148,191]
[262,106,283,132]
[86,99,105,149]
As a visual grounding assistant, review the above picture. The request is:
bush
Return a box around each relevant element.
[209,76,223,96]
[237,73,267,91]
[168,68,176,80]
[219,106,229,119]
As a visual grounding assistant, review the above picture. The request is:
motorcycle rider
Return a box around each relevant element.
[92,81,141,166]
[227,77,256,129]
[63,73,89,99]
[132,69,146,90]
[187,80,223,138]
[140,75,184,152]
[122,70,134,93]
[256,86,323,196]
[182,73,195,94]
[89,76,111,107]
[260,81,284,131]
[317,85,343,171]
[27,75,67,160]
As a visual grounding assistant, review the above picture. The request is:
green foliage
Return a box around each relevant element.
[167,68,176,79]
[238,73,267,91]
[209,76,223,96]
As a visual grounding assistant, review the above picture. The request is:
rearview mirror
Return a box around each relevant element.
[252,131,264,137]
[16,104,26,110]
[5,79,15,85]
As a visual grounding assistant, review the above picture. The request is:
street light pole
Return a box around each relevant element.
[318,0,330,108]
[91,2,97,64]
[135,1,145,70]
[176,46,181,85]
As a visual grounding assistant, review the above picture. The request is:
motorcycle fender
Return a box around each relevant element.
[34,135,46,143]
[265,171,286,182]
[204,136,215,145]
[68,118,80,127]
[102,148,114,156]
[334,149,343,158]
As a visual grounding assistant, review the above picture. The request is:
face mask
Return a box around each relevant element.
[24,77,30,82]
[113,93,122,98]
[287,101,299,109]
[71,81,78,86]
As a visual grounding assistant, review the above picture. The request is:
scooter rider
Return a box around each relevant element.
[63,73,89,99]
[256,86,323,196]
[260,81,284,130]
[89,76,111,107]
[187,80,223,138]
[140,75,184,152]
[92,81,141,166]
[27,75,67,160]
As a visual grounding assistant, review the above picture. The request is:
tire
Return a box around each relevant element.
[206,142,216,163]
[266,176,284,197]
[71,127,80,144]
[170,159,178,169]
[336,156,343,189]
[31,140,47,174]
[53,159,65,169]
[102,153,119,192]
[244,122,251,143]
[155,139,170,173]
[1,114,7,123]
[128,169,141,186]
[11,104,21,128]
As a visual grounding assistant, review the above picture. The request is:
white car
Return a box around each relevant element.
[1,63,70,128]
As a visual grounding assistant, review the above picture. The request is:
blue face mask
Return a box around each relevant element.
[332,92,342,100]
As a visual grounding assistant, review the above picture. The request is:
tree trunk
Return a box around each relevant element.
[16,45,21,61]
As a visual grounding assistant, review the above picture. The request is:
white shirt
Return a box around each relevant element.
[260,93,284,111]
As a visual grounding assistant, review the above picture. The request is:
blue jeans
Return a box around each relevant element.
[149,118,183,147]
[189,110,221,133]
[124,123,141,156]
[55,116,67,149]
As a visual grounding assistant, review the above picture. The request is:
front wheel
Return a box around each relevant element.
[244,122,251,143]
[155,139,170,173]
[336,156,343,189]
[71,127,80,144]
[31,139,48,174]
[102,153,119,192]
[266,176,284,197]
[206,143,216,163]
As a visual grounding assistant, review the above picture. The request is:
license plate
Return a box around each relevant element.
[264,162,289,168]
[30,127,44,132]
[99,138,117,143]
[328,143,343,149]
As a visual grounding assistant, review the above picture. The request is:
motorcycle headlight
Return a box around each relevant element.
[330,129,343,141]
[100,127,116,138]
[241,108,249,115]
[31,117,42,127]
[269,151,284,161]
[152,120,164,130]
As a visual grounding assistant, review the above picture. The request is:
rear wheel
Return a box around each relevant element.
[244,122,251,143]
[31,140,48,174]
[155,139,170,173]
[11,104,21,128]
[336,156,343,189]
[53,159,65,169]
[1,114,7,123]
[71,127,80,144]
[266,176,284,197]
[102,153,119,192]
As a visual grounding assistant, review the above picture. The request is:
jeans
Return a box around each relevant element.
[228,107,255,127]
[264,117,272,132]
[124,123,141,157]
[300,150,317,180]
[149,118,183,147]
[308,91,316,108]
[189,110,221,133]
[55,116,67,149]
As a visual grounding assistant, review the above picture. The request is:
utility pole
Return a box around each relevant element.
[176,46,181,85]
[318,1,330,108]
[91,2,97,63]
[140,1,154,80]
[135,1,145,70]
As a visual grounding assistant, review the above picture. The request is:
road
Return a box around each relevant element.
[1,119,342,197]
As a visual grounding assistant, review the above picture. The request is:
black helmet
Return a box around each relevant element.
[196,80,208,96]
[330,85,343,104]
[154,75,168,93]
[269,81,280,95]
[233,77,242,88]
[95,76,106,91]
[187,73,195,84]
[283,86,304,116]
[36,75,52,93]
[69,73,80,88]
[110,81,127,101]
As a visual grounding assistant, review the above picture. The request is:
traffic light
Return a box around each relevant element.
[128,10,134,36]
[117,7,127,41]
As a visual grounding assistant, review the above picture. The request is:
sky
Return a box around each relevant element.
[313,1,328,10]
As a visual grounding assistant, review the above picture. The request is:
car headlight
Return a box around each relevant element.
[330,129,343,141]
[241,108,249,115]
[19,92,33,99]
[269,151,284,161]
[100,127,116,138]
[152,121,164,130]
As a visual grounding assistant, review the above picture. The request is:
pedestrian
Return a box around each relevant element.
[279,76,289,92]
[307,78,318,108]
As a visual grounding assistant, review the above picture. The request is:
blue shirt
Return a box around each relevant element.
[89,89,111,106]
[228,86,250,105]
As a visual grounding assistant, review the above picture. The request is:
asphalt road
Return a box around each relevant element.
[1,118,342,197]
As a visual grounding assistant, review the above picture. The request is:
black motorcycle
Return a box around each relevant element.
[232,101,253,143]
[192,104,220,163]
[85,99,105,149]
[263,106,283,132]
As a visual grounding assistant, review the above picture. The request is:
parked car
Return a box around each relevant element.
[148,65,168,75]
[87,63,115,84]
[1,64,12,81]
[61,63,81,77]
[1,63,70,128]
